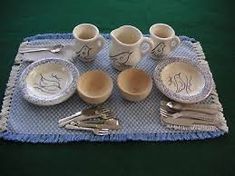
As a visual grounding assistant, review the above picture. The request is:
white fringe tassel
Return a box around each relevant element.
[0,54,23,132]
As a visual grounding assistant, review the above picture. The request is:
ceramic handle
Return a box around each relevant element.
[170,36,180,49]
[96,35,105,52]
[140,37,154,57]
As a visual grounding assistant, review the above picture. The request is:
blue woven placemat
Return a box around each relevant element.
[0,33,228,143]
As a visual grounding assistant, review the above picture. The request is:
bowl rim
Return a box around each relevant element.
[77,70,113,99]
[153,57,213,103]
[117,68,153,96]
[20,58,79,106]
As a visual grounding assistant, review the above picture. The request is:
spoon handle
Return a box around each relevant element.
[181,107,219,115]
[58,111,82,124]
[58,114,101,127]
[65,124,94,132]
[19,47,52,53]
[176,111,222,122]
[77,121,120,130]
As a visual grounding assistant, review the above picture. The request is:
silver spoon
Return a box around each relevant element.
[19,44,64,54]
[166,101,221,115]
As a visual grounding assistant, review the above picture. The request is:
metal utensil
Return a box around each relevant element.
[160,107,223,123]
[58,106,106,124]
[75,118,120,130]
[58,111,113,127]
[161,116,227,132]
[19,44,64,54]
[65,124,110,135]
[58,107,112,127]
[161,117,192,127]
[165,101,221,115]
[59,114,107,127]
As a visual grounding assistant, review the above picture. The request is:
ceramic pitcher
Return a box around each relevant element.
[109,25,153,71]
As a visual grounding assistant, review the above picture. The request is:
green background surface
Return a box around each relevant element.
[0,0,235,175]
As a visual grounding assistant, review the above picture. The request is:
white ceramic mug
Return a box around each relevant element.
[72,23,105,62]
[149,23,180,60]
[109,25,153,71]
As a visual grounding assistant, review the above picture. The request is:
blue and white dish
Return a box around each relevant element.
[153,57,213,103]
[20,58,79,106]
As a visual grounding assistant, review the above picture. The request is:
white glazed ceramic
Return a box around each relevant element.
[117,68,152,101]
[77,70,113,104]
[153,57,213,103]
[72,23,105,62]
[20,58,79,106]
[149,23,180,60]
[109,25,154,71]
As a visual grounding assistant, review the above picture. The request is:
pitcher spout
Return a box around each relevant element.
[110,28,119,42]
[110,25,143,46]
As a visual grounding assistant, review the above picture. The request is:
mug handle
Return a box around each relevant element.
[96,35,105,52]
[140,37,154,57]
[170,36,180,50]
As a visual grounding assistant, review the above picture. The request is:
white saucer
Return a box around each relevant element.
[20,58,79,106]
[154,57,213,103]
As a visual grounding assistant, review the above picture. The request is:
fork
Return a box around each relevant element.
[160,107,222,122]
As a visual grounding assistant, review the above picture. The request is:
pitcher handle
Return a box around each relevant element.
[140,37,154,57]
[170,36,180,50]
[96,35,105,52]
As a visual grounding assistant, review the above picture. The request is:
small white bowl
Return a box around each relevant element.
[20,58,79,106]
[117,68,152,102]
[77,70,113,104]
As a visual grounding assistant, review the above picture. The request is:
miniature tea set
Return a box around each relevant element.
[19,23,218,134]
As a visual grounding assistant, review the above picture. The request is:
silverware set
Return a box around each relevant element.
[160,101,228,132]
[58,106,120,135]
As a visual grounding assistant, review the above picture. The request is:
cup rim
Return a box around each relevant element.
[117,68,152,96]
[72,23,99,42]
[111,25,144,46]
[77,70,113,99]
[149,23,175,40]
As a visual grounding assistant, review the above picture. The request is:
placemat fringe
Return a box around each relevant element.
[193,42,227,128]
[0,61,22,132]
[0,131,224,143]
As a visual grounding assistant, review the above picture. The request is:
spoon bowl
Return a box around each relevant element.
[50,44,64,53]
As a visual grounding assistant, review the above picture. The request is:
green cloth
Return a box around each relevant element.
[0,0,234,175]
